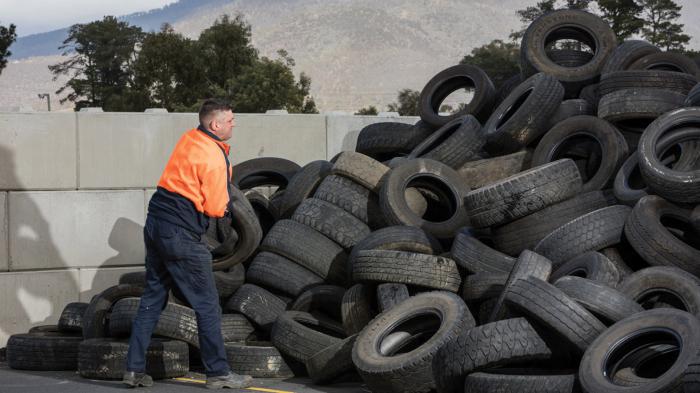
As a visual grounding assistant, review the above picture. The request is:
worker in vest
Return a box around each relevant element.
[123,99,252,389]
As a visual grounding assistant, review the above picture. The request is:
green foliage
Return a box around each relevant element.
[0,22,16,75]
[510,0,556,40]
[639,0,690,50]
[564,0,592,10]
[598,0,644,41]
[387,89,420,116]
[460,39,520,90]
[356,105,378,115]
[48,16,145,111]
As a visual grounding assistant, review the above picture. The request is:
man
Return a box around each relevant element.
[123,99,252,389]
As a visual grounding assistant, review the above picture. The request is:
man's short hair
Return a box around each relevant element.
[199,99,233,125]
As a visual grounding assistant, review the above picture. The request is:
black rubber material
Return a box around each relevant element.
[277,160,332,218]
[464,159,582,228]
[602,40,661,73]
[211,185,263,270]
[355,121,434,160]
[553,276,643,324]
[628,51,700,77]
[7,333,82,371]
[419,64,496,126]
[462,273,507,302]
[223,284,287,332]
[533,205,632,268]
[245,251,323,298]
[624,195,700,277]
[341,283,376,335]
[685,83,700,106]
[579,309,700,393]
[457,149,533,190]
[505,276,606,353]
[451,228,516,275]
[331,151,389,193]
[550,251,621,288]
[618,266,700,319]
[532,115,628,192]
[224,342,295,378]
[244,190,277,237]
[221,313,256,343]
[376,283,410,312]
[353,291,474,393]
[483,72,565,154]
[546,98,594,130]
[82,284,144,339]
[306,334,358,384]
[289,285,345,321]
[379,158,470,239]
[349,225,442,273]
[313,174,379,225]
[271,311,345,363]
[599,70,697,96]
[463,371,576,393]
[432,317,553,393]
[407,115,485,168]
[598,88,686,124]
[232,157,300,190]
[57,302,88,333]
[78,338,188,380]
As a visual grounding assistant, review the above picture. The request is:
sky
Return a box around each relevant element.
[0,0,177,37]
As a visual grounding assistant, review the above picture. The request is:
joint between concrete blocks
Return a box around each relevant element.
[75,112,80,189]
[5,192,10,272]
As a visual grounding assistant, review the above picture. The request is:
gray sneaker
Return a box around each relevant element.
[122,371,154,388]
[206,372,253,389]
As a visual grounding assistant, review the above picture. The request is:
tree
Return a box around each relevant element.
[564,0,592,10]
[598,0,645,41]
[460,39,520,90]
[387,89,420,116]
[132,24,207,111]
[639,0,690,50]
[510,0,556,40]
[227,50,317,113]
[0,22,16,75]
[356,106,378,115]
[49,16,144,111]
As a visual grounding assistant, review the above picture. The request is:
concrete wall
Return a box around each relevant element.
[0,110,415,346]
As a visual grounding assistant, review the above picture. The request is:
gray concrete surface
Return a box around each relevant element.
[0,362,366,392]
[8,190,146,270]
[78,266,145,302]
[0,113,77,190]
[1,192,6,272]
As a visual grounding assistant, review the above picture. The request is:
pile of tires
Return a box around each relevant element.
[7,8,700,393]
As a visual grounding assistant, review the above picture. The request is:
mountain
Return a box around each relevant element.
[2,0,700,112]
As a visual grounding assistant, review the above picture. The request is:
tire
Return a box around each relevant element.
[306,334,358,384]
[520,10,617,97]
[292,197,371,249]
[355,121,434,160]
[492,191,609,256]
[550,251,621,288]
[465,159,582,228]
[546,49,594,68]
[602,40,661,73]
[462,273,507,302]
[244,190,277,237]
[349,225,443,273]
[223,284,287,332]
[629,52,700,78]
[579,309,700,393]
[213,263,245,299]
[245,251,323,297]
[341,283,376,335]
[118,271,146,286]
[579,83,600,110]
[221,313,256,343]
[457,150,533,190]
[598,88,686,124]
[57,302,88,333]
[432,317,553,393]
[7,333,82,371]
[488,250,553,322]
[546,98,594,130]
[483,72,565,154]
[505,276,606,352]
[638,107,700,203]
[376,283,410,312]
[353,250,462,292]
[379,158,470,239]
[419,64,496,127]
[618,266,700,319]
[232,157,300,190]
[463,371,577,393]
[534,205,632,267]
[108,297,199,347]
[553,276,643,324]
[685,83,700,106]
[82,284,144,339]
[450,228,516,274]
[624,196,700,276]
[407,115,485,168]
[353,291,474,393]
[313,174,380,225]
[260,219,347,284]
[289,285,345,321]
[277,160,332,218]
[599,70,697,96]
[224,342,294,378]
[495,74,524,106]
[204,214,238,257]
[271,311,345,363]
[78,338,188,380]
[332,151,389,193]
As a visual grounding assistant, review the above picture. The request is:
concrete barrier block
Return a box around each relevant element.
[325,115,419,160]
[0,113,77,190]
[78,113,196,189]
[79,266,145,302]
[9,190,145,270]
[145,188,156,217]
[0,192,6,272]
[0,269,80,347]
[232,114,326,166]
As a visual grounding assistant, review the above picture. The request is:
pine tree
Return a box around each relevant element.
[598,0,645,41]
[0,22,17,75]
[639,0,690,50]
[509,0,557,41]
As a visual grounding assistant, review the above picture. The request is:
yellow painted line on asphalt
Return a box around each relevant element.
[172,377,295,393]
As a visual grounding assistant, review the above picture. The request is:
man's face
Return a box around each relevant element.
[214,110,235,141]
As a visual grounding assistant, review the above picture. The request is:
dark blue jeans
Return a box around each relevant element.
[126,216,230,377]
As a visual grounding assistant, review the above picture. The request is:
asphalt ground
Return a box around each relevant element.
[0,362,365,393]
